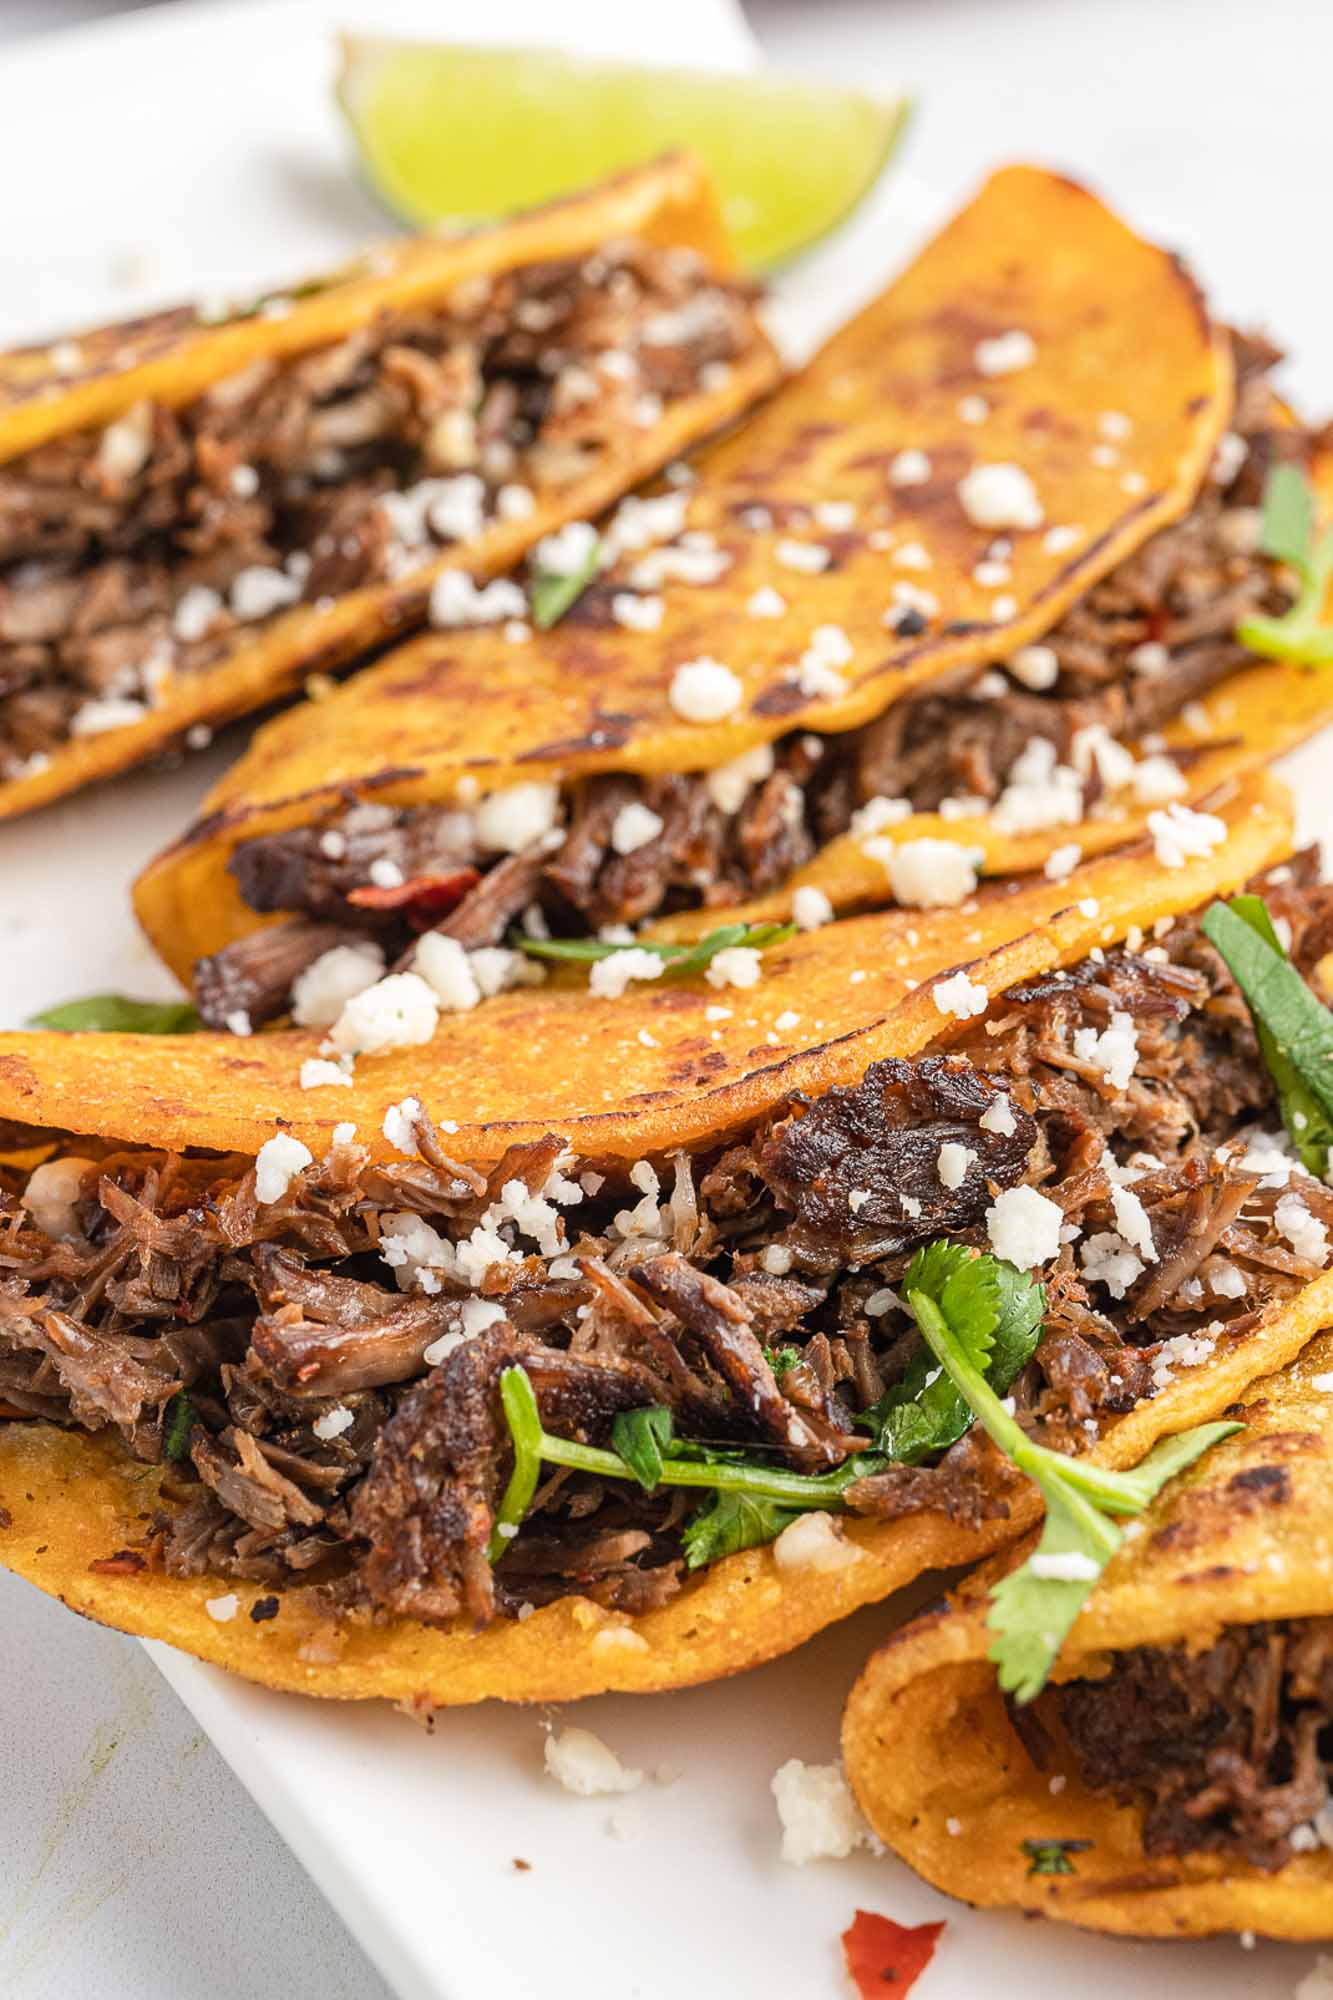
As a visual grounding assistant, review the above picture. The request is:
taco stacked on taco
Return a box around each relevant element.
[0,154,777,818]
[6,776,1333,1707]
[129,164,1333,1036]
[842,1327,1333,1939]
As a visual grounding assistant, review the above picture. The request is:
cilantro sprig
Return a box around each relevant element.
[489,1241,1236,1672]
[1236,463,1333,666]
[488,1366,881,1566]
[512,920,795,977]
[902,1244,1240,1702]
[29,993,201,1034]
[1202,893,1333,1174]
[529,536,603,630]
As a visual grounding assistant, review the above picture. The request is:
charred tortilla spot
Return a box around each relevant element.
[1226,1464,1291,1504]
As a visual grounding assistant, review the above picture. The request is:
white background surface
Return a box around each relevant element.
[0,2,1331,1997]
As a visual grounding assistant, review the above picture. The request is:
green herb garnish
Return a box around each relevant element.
[513,920,796,977]
[1202,894,1333,1174]
[162,1392,195,1462]
[901,1244,1240,1702]
[1236,463,1333,665]
[1021,1838,1091,1878]
[611,1404,675,1491]
[530,537,602,630]
[488,1367,881,1566]
[28,993,201,1034]
[857,1244,1044,1463]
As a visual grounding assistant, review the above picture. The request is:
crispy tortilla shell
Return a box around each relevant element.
[5,1174,1331,1708]
[0,155,777,822]
[843,1329,1333,1939]
[652,642,1333,940]
[0,776,1322,1706]
[3,776,1290,1167]
[134,162,1232,982]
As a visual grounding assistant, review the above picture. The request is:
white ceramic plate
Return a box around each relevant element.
[1,3,1329,1997]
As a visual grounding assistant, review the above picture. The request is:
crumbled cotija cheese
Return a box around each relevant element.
[771,1761,871,1865]
[429,569,526,628]
[773,1513,860,1573]
[1148,802,1227,869]
[932,970,989,1020]
[705,743,774,814]
[588,948,666,999]
[668,657,743,722]
[610,802,665,854]
[706,946,763,991]
[544,1727,643,1797]
[299,1058,353,1091]
[879,837,980,909]
[414,934,482,1013]
[985,1185,1063,1268]
[974,330,1036,377]
[792,885,834,931]
[329,972,439,1055]
[1276,1194,1329,1266]
[1072,1009,1139,1091]
[475,781,560,854]
[958,463,1043,530]
[888,449,931,487]
[747,586,787,618]
[254,1133,313,1204]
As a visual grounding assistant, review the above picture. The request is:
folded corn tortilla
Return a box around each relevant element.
[6,774,1333,1707]
[843,1329,1333,1939]
[0,153,777,818]
[131,165,1330,1036]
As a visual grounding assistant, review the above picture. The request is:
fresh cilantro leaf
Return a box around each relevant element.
[29,993,201,1034]
[162,1392,195,1462]
[1236,463,1333,666]
[1021,1838,1091,1878]
[681,1490,803,1569]
[987,1421,1240,1702]
[1259,461,1317,570]
[860,1253,1043,1464]
[489,1366,883,1567]
[611,1405,674,1491]
[512,921,795,975]
[1202,895,1333,1173]
[530,537,602,630]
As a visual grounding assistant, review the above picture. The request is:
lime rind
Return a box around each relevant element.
[336,37,911,273]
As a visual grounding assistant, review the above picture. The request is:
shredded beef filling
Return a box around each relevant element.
[5,860,1331,1626]
[0,243,759,777]
[1051,1617,1333,1871]
[197,332,1306,1030]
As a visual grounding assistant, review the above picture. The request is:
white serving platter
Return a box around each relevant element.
[1,2,1331,1996]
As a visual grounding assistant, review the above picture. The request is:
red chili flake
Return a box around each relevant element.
[841,1911,945,1996]
[88,1549,147,1576]
[346,868,480,930]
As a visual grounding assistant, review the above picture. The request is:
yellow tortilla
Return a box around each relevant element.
[4,775,1289,1166]
[1,774,1322,1706]
[0,154,778,821]
[843,1330,1333,1939]
[133,162,1234,983]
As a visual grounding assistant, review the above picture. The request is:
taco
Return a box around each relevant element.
[130,163,1333,1036]
[0,154,777,819]
[5,776,1333,1705]
[842,1329,1333,1939]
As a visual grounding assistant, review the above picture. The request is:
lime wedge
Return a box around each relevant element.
[336,38,911,272]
